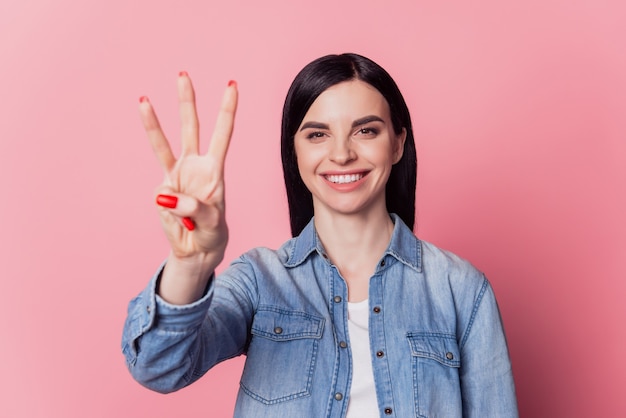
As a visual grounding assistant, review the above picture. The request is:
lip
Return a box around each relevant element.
[320,169,369,175]
[320,170,369,191]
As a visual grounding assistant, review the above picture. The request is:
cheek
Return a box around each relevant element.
[295,141,325,169]
[294,142,317,185]
[367,142,396,166]
[386,137,403,165]
[294,142,307,171]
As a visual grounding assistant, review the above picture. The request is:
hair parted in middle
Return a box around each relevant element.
[281,53,417,237]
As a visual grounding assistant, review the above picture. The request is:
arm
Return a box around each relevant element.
[459,279,519,417]
[122,73,243,391]
[122,259,256,393]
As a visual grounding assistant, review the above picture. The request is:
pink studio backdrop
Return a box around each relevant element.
[1,0,624,416]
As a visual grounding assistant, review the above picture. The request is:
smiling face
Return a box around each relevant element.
[294,80,406,219]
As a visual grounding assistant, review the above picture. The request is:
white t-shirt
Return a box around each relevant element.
[345,299,379,418]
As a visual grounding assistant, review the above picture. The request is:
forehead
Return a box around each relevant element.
[301,80,390,122]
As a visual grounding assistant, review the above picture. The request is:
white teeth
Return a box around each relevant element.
[325,173,364,184]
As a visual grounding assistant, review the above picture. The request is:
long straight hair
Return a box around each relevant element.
[281,53,417,237]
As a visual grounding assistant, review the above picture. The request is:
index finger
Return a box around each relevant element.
[207,81,238,170]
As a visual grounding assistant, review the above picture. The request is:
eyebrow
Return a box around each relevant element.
[299,115,386,132]
[299,121,329,131]
[351,115,385,128]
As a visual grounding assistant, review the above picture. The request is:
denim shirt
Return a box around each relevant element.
[122,215,518,417]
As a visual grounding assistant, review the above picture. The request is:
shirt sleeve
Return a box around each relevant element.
[121,258,256,393]
[459,278,519,417]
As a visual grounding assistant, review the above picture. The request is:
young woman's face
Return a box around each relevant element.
[294,80,406,219]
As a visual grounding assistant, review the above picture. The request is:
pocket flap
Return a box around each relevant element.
[251,307,324,341]
[407,332,461,367]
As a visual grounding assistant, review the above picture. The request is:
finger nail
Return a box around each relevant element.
[156,194,178,208]
[179,71,189,77]
[139,96,149,103]
[228,80,237,87]
[182,217,195,231]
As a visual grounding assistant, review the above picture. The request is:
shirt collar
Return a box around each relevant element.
[385,213,422,272]
[283,217,319,267]
[284,213,422,272]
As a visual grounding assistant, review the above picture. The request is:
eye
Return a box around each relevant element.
[355,127,379,137]
[305,131,327,140]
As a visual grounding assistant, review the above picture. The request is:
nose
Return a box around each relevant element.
[329,138,356,165]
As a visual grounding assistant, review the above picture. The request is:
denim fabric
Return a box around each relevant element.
[122,214,518,417]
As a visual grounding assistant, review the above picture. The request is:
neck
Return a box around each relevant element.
[313,206,394,273]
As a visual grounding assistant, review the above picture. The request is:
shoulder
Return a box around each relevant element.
[229,236,300,272]
[418,239,488,295]
[237,237,296,262]
[420,241,481,276]
[417,241,503,344]
[235,219,318,269]
[388,215,486,290]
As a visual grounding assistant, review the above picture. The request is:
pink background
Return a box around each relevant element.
[1,0,624,416]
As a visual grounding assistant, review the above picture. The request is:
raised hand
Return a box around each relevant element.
[138,73,238,304]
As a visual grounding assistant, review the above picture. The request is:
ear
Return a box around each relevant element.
[392,128,407,164]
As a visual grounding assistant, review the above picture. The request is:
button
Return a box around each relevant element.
[322,253,328,259]
[373,306,381,313]
[334,392,343,401]
[446,352,454,360]
[384,407,393,415]
[376,350,384,358]
[146,305,151,313]
[274,327,283,335]
[334,296,342,303]
[339,341,347,348]
[380,259,386,267]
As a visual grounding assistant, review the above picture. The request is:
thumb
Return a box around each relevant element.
[154,189,200,218]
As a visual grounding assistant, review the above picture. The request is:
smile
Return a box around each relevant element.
[324,173,365,184]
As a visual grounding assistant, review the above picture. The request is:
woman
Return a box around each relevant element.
[122,53,518,417]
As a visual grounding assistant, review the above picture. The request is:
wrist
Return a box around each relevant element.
[157,251,222,305]
[167,250,223,275]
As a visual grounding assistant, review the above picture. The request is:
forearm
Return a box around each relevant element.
[122,268,216,392]
[157,250,222,305]
[122,258,255,393]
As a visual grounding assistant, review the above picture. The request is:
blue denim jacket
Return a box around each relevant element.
[122,215,518,417]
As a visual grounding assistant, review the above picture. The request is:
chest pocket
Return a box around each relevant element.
[407,332,462,417]
[240,307,324,405]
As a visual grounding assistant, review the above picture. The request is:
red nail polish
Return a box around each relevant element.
[228,80,237,87]
[182,217,195,231]
[139,96,149,103]
[156,194,178,209]
[179,71,188,77]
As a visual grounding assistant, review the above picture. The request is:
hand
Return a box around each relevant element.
[139,73,238,271]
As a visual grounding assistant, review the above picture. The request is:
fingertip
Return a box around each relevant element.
[156,194,178,209]
[139,96,149,103]
[177,72,196,101]
[222,80,238,109]
[182,217,195,231]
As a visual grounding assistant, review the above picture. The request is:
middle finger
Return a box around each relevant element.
[178,72,200,156]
